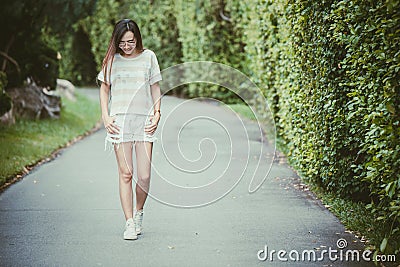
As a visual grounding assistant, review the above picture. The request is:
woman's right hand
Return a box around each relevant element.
[103,115,119,134]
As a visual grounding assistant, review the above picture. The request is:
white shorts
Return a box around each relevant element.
[104,113,157,150]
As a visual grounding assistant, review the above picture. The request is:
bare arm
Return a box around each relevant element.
[150,82,161,113]
[145,82,162,134]
[99,82,119,134]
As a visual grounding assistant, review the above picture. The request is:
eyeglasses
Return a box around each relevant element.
[118,39,136,48]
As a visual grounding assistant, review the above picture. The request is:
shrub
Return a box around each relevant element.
[229,0,400,254]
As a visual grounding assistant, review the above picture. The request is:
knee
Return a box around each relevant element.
[119,169,133,183]
[137,173,150,185]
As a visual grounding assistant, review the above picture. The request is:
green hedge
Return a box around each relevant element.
[229,0,399,254]
[173,0,245,103]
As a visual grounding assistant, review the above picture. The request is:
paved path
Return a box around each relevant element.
[0,88,373,266]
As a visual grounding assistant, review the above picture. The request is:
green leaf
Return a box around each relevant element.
[386,103,395,114]
[380,237,388,252]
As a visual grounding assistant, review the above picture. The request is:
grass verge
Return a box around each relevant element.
[226,103,256,121]
[0,92,100,188]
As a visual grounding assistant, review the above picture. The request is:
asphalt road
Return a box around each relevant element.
[0,89,374,266]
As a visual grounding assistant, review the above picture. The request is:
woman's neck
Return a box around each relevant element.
[121,49,142,59]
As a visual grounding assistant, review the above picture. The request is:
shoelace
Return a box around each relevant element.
[135,212,143,225]
[126,219,135,228]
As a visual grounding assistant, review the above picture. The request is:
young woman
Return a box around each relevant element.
[98,19,162,240]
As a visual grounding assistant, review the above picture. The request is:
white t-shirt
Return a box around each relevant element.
[97,49,162,116]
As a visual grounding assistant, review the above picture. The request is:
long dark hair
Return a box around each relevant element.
[101,19,144,83]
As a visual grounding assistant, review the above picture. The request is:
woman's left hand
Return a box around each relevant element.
[144,113,160,134]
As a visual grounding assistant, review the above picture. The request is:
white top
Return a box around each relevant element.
[97,49,162,116]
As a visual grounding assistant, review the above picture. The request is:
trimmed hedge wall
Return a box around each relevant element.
[229,0,399,254]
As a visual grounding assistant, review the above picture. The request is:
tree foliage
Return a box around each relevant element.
[0,0,96,89]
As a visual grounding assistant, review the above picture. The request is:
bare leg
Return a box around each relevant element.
[135,141,153,211]
[114,142,134,220]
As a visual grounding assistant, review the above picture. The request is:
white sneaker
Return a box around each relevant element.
[123,218,137,240]
[134,210,144,235]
